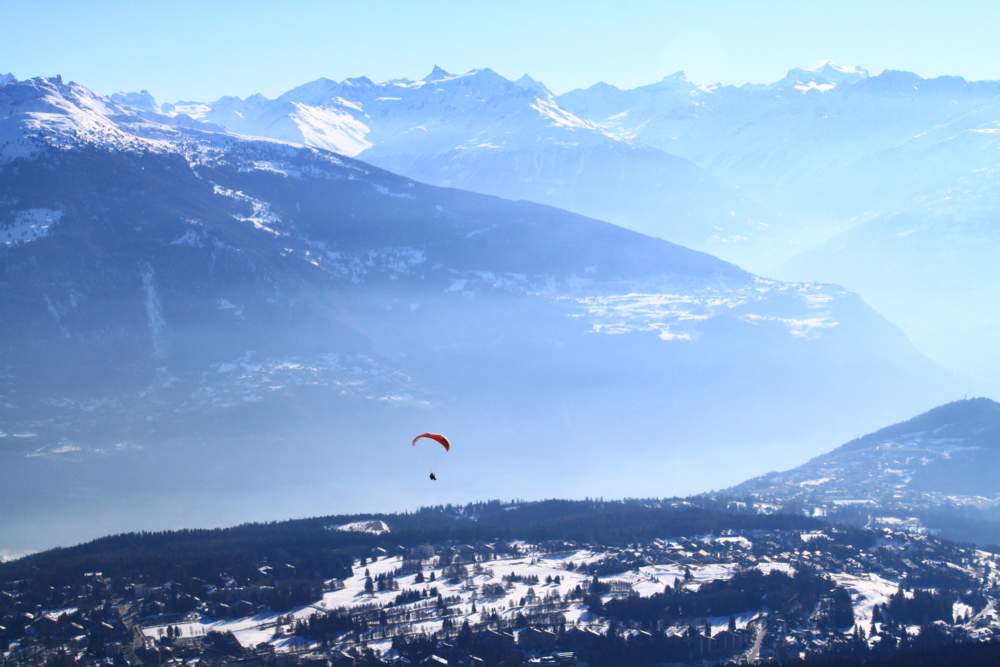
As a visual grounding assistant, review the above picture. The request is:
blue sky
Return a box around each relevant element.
[4,0,1000,101]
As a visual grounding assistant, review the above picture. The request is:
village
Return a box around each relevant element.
[4,517,1000,665]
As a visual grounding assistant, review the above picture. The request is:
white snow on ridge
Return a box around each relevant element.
[814,59,866,75]
[531,98,607,133]
[794,82,838,94]
[0,548,34,563]
[212,185,282,235]
[290,102,372,156]
[248,160,300,178]
[13,79,174,158]
[333,520,391,535]
[2,208,63,247]
[168,102,212,120]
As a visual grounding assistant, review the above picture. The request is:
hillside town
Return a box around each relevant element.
[4,504,1000,666]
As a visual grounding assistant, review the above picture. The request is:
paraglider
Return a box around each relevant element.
[412,432,450,481]
[411,432,451,451]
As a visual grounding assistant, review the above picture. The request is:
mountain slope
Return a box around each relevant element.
[0,76,951,553]
[780,161,1000,387]
[725,398,1000,543]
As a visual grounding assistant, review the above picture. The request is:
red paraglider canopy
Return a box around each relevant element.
[412,432,451,451]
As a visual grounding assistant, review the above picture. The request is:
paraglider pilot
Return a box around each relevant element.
[412,433,450,482]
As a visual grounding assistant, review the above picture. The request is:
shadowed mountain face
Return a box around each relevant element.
[0,76,951,552]
[725,398,1000,543]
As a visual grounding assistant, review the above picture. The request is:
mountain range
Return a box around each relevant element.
[0,74,954,553]
[78,62,1000,384]
[108,66,761,253]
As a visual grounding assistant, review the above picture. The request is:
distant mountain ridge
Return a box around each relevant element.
[104,66,766,250]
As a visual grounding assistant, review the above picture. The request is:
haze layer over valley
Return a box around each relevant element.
[0,75,954,552]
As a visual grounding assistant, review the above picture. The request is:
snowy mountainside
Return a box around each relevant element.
[121,60,1000,268]
[0,75,172,162]
[724,399,1000,544]
[0,76,952,552]
[114,66,764,250]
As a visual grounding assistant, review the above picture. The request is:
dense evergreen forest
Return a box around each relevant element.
[0,498,821,587]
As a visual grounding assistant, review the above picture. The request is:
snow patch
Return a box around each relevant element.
[140,264,167,359]
[2,208,63,247]
[290,102,372,156]
[332,520,391,535]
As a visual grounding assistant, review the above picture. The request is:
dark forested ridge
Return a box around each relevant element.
[0,498,820,587]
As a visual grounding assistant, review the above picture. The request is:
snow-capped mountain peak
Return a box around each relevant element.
[110,89,159,112]
[424,64,452,82]
[130,66,628,162]
[514,73,551,97]
[0,76,175,162]
[776,60,869,93]
[654,70,691,86]
[812,59,869,76]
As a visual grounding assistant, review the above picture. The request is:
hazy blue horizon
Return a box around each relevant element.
[6,0,1000,102]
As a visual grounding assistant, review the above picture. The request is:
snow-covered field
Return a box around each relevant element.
[573,279,842,344]
[140,545,754,652]
[829,572,899,631]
